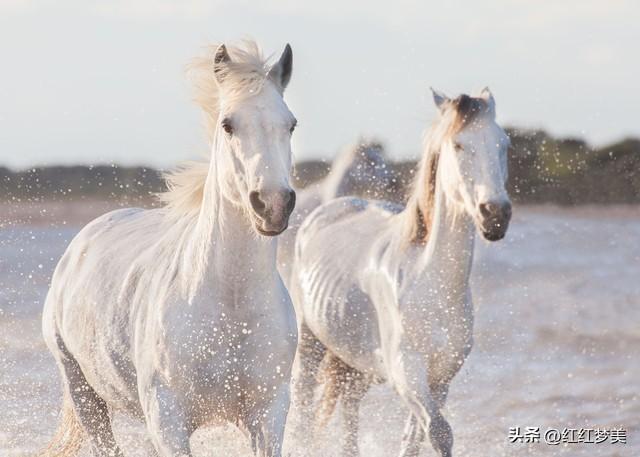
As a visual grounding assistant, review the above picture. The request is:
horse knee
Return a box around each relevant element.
[429,382,450,409]
[292,367,319,405]
[260,383,290,435]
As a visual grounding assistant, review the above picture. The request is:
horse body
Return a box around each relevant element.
[292,199,393,377]
[41,41,298,457]
[296,194,475,382]
[291,89,511,457]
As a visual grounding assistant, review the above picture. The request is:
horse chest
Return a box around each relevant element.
[157,288,295,409]
[177,316,293,424]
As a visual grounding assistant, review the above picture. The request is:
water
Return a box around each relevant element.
[1,205,638,456]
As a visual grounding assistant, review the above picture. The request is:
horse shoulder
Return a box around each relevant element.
[49,208,175,347]
[48,208,143,297]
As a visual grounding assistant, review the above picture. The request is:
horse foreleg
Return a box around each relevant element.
[426,381,452,457]
[248,382,290,457]
[393,354,453,457]
[398,380,452,457]
[141,380,194,457]
[398,414,425,457]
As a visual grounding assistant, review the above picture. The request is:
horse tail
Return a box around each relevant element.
[35,391,85,457]
[315,353,361,428]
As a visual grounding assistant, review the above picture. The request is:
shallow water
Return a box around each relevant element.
[1,205,638,456]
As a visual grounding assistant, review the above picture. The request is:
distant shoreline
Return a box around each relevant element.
[1,199,638,229]
[1,128,639,208]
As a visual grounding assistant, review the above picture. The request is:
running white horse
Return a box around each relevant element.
[290,89,512,457]
[277,140,393,283]
[40,41,298,457]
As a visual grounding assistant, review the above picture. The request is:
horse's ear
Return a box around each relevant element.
[480,86,496,114]
[268,44,293,92]
[430,87,449,112]
[213,44,231,84]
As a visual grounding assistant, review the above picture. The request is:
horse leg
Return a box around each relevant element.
[393,353,453,457]
[248,382,290,457]
[143,440,161,457]
[56,340,124,457]
[426,381,452,457]
[398,414,425,457]
[290,322,327,452]
[398,382,450,457]
[140,379,194,457]
[339,370,369,457]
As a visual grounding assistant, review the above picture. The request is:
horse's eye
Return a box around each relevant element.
[290,121,297,134]
[222,120,233,135]
[454,142,464,152]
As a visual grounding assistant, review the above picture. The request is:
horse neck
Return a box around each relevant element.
[420,173,475,282]
[398,156,476,292]
[185,153,278,300]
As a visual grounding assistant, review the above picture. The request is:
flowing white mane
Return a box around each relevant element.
[157,40,272,218]
[402,95,488,244]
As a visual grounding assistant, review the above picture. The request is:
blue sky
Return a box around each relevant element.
[0,0,638,169]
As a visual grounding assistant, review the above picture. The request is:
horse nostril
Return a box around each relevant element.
[285,190,296,214]
[480,201,512,219]
[479,202,493,217]
[249,191,266,217]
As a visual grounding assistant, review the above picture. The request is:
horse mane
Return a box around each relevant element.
[403,94,488,244]
[157,40,271,217]
[321,139,387,200]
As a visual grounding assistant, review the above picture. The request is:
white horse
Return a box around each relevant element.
[277,140,393,283]
[290,89,512,457]
[40,41,298,457]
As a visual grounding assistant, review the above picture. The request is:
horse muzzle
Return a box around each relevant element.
[478,200,512,241]
[249,188,296,236]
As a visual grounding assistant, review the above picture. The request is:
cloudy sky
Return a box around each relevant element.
[0,0,638,168]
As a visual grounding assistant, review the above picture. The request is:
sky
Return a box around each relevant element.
[0,0,638,169]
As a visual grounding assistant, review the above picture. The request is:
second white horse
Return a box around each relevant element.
[290,89,512,457]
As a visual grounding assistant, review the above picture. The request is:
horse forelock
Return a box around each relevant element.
[188,40,272,146]
[448,94,491,135]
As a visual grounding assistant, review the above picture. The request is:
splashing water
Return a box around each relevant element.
[1,204,638,456]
